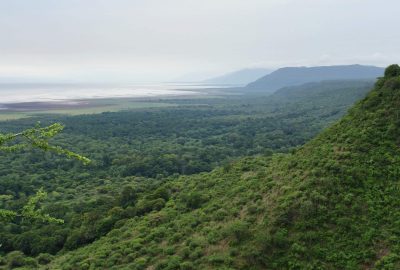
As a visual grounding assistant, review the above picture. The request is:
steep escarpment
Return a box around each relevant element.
[47,65,400,270]
[246,64,400,269]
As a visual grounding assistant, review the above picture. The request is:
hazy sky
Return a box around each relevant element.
[0,0,399,82]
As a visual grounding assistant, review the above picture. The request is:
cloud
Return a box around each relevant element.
[0,0,399,82]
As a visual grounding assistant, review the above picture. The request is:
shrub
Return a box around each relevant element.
[208,254,233,265]
[214,209,228,221]
[182,192,207,209]
[225,221,250,244]
[136,198,166,215]
[5,251,38,269]
[207,231,221,244]
[180,261,194,270]
[385,77,400,90]
[180,247,191,259]
[37,253,54,265]
[164,255,182,270]
[133,257,147,270]
[384,64,400,78]
[119,186,138,207]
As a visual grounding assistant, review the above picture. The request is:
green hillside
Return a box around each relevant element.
[0,72,397,269]
[246,65,384,93]
[39,66,400,269]
[0,80,372,267]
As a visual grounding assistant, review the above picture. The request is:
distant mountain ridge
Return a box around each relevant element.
[271,79,374,100]
[203,68,271,85]
[246,64,384,93]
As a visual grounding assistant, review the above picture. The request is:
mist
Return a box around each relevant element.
[1,0,399,82]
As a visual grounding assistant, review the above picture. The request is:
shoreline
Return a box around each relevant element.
[0,88,234,120]
[0,85,239,113]
[0,94,200,112]
[0,82,237,105]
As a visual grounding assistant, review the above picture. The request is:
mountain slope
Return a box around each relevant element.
[246,64,384,93]
[269,79,373,105]
[47,65,400,269]
[0,80,375,267]
[203,68,271,85]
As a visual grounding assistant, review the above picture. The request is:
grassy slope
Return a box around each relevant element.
[46,73,400,269]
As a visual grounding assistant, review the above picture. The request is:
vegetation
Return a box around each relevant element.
[42,65,400,269]
[0,123,89,224]
[0,77,391,269]
[0,123,89,164]
[0,101,179,121]
[246,65,383,93]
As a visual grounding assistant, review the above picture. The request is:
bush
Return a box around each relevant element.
[133,257,147,270]
[272,229,289,248]
[180,261,194,270]
[214,209,228,221]
[182,192,207,209]
[164,255,182,270]
[374,253,400,270]
[5,251,38,269]
[384,64,400,78]
[385,77,400,90]
[119,186,138,207]
[225,221,250,244]
[64,229,89,250]
[136,198,166,215]
[180,247,191,259]
[208,254,233,265]
[37,253,54,265]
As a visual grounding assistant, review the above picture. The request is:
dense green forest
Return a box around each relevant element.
[42,66,400,270]
[0,78,385,269]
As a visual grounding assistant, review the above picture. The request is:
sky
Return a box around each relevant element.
[0,0,399,83]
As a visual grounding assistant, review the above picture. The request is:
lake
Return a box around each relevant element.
[0,82,225,104]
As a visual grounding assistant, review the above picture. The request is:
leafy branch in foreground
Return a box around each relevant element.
[0,122,90,164]
[0,123,90,224]
[0,189,64,224]
[21,188,64,224]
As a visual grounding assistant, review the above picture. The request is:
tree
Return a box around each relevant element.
[384,64,400,78]
[0,123,90,223]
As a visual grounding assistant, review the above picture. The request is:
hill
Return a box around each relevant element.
[203,68,271,85]
[268,79,373,104]
[0,79,376,269]
[246,64,384,93]
[43,66,400,269]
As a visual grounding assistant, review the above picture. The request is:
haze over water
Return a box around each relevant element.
[0,83,220,104]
